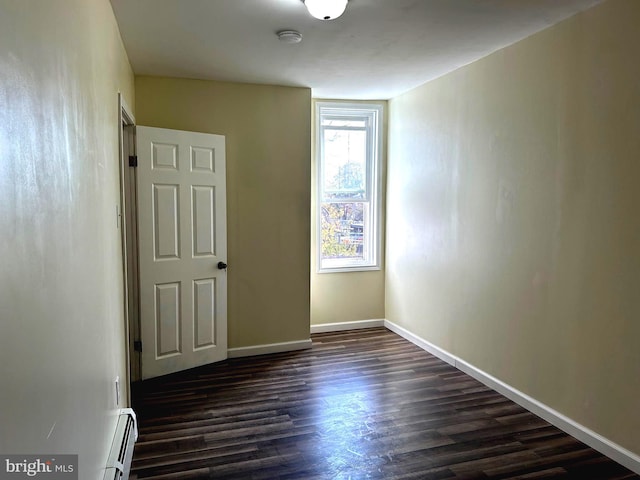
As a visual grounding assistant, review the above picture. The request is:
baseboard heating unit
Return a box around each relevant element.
[104,408,138,480]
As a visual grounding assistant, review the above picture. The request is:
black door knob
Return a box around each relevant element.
[217,261,228,270]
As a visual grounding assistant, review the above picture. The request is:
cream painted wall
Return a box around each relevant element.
[0,0,134,477]
[311,271,385,325]
[311,100,387,326]
[135,77,311,348]
[387,0,639,455]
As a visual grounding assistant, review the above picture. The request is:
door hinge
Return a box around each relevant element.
[129,155,138,167]
[134,340,142,352]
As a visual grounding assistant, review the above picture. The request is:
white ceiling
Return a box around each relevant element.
[110,0,603,100]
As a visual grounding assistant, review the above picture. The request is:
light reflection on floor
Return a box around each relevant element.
[309,376,389,478]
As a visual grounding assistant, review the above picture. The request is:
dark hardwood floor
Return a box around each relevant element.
[131,328,638,479]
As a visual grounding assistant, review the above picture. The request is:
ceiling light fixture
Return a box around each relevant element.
[304,0,348,21]
[277,30,303,44]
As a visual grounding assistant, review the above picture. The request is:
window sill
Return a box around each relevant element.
[317,265,381,274]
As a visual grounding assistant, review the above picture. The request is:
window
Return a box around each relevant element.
[316,102,382,272]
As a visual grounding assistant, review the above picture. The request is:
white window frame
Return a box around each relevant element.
[316,101,383,273]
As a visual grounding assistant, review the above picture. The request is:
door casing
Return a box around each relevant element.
[117,93,141,400]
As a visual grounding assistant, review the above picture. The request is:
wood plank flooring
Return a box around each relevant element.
[131,328,638,479]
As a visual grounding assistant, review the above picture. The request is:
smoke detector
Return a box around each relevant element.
[277,30,303,44]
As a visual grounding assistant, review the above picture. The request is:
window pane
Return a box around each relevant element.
[322,129,366,200]
[321,118,366,128]
[320,202,366,262]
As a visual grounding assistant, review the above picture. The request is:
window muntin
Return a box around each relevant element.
[317,103,382,272]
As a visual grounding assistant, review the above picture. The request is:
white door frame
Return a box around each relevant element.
[117,93,140,403]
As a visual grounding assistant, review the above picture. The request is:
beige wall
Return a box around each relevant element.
[135,77,311,347]
[0,0,134,477]
[387,0,639,456]
[311,100,387,326]
[311,271,385,325]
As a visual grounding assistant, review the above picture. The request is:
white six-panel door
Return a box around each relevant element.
[136,126,227,379]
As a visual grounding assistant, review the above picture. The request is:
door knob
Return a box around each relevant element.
[217,261,228,270]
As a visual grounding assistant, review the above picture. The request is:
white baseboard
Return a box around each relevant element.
[383,319,640,475]
[310,319,385,334]
[383,319,457,367]
[228,339,312,358]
